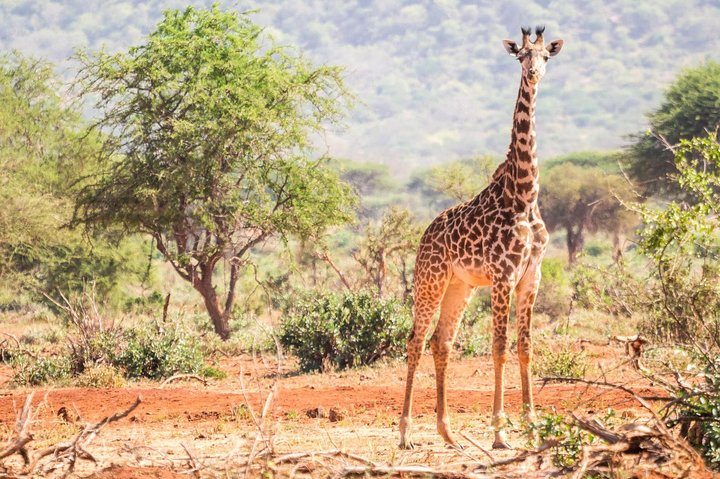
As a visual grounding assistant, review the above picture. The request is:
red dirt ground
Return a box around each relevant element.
[0,382,662,427]
[0,348,676,478]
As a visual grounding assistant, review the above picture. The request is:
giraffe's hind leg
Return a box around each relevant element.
[430,276,474,449]
[399,273,449,449]
[516,262,542,432]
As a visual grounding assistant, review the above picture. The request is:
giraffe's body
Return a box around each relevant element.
[400,26,563,450]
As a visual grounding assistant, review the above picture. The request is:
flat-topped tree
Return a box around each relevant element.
[73,5,355,339]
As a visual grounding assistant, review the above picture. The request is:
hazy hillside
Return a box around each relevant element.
[2,0,720,172]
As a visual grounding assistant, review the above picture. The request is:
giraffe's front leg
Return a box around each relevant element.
[490,281,512,449]
[430,278,473,449]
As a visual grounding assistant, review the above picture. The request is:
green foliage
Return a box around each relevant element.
[534,258,572,318]
[455,295,491,357]
[11,295,210,384]
[544,151,624,172]
[620,134,720,467]
[669,359,720,468]
[67,329,123,375]
[406,156,500,215]
[11,323,209,384]
[533,347,588,379]
[635,134,720,343]
[115,325,205,380]
[353,207,423,299]
[11,355,70,387]
[425,156,499,202]
[528,410,604,468]
[628,61,720,197]
[0,52,140,307]
[73,5,356,337]
[571,263,636,317]
[332,159,395,198]
[541,157,638,264]
[74,364,126,388]
[279,290,411,372]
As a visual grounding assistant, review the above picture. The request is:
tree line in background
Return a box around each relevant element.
[4,0,720,166]
[1,4,718,329]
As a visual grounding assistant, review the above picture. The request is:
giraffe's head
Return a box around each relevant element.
[503,26,563,85]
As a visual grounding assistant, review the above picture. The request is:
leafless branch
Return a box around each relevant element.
[159,374,208,389]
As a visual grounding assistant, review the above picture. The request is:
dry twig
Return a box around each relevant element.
[159,374,208,389]
[27,396,141,476]
[0,392,35,464]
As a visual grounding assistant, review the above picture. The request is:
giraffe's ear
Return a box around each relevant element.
[503,40,520,56]
[547,39,564,57]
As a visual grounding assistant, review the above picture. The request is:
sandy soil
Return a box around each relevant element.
[0,344,666,478]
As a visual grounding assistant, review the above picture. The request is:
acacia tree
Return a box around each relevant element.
[353,207,423,300]
[627,61,720,197]
[408,156,499,213]
[0,52,138,305]
[540,161,637,264]
[73,6,356,339]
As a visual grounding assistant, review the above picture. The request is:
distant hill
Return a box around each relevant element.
[2,0,720,173]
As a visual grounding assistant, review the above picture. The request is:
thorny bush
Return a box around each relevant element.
[280,290,411,372]
[635,136,720,467]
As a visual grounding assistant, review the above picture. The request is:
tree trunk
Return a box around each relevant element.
[375,248,386,298]
[195,264,232,340]
[612,232,624,264]
[319,252,353,291]
[566,226,585,265]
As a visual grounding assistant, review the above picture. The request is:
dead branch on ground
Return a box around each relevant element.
[0,393,35,465]
[0,332,39,360]
[0,394,141,478]
[611,334,649,369]
[159,374,208,389]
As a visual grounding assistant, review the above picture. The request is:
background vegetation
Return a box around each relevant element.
[1,1,720,171]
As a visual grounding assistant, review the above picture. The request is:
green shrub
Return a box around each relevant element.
[196,310,276,355]
[535,258,572,318]
[665,357,720,468]
[9,295,211,384]
[279,290,411,372]
[74,364,126,388]
[455,295,491,357]
[533,347,588,379]
[11,355,70,386]
[527,409,612,468]
[115,325,205,380]
[570,262,636,316]
[67,329,123,375]
[613,135,720,467]
[201,365,227,380]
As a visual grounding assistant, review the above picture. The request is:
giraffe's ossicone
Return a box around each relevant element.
[399,26,564,450]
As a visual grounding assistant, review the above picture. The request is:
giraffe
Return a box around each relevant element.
[399,26,563,450]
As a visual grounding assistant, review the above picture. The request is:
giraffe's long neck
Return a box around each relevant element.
[502,75,539,213]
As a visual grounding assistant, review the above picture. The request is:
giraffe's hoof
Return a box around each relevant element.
[447,441,464,451]
[399,440,416,450]
[492,439,513,450]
